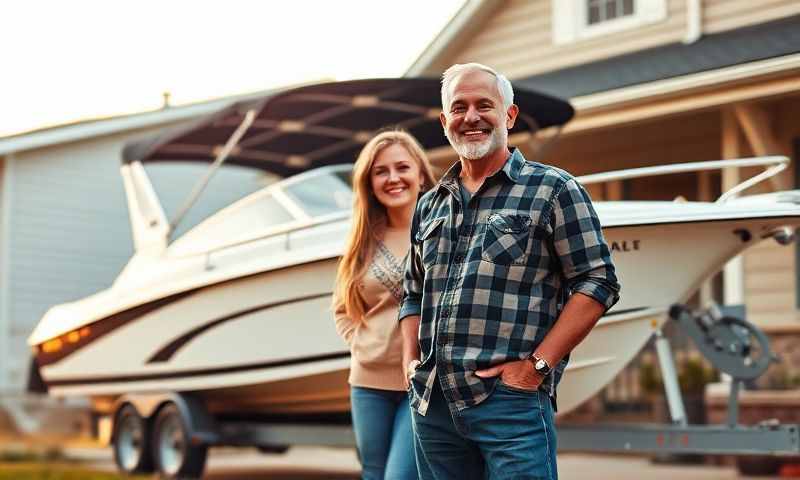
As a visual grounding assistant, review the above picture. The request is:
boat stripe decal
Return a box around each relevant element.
[34,259,335,369]
[147,292,333,363]
[35,290,196,368]
[46,351,351,387]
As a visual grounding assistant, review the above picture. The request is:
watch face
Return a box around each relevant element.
[535,359,546,371]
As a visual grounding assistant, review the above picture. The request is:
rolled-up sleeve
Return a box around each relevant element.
[549,178,620,311]
[399,207,424,321]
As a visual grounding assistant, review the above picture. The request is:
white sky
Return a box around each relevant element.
[0,0,465,137]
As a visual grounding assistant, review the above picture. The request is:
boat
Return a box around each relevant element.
[27,79,800,418]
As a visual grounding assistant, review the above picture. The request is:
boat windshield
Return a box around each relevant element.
[168,165,354,256]
[281,166,353,218]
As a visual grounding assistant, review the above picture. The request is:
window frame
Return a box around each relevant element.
[552,0,667,45]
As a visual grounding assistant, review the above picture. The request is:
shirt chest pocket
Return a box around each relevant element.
[481,213,533,265]
[415,217,445,269]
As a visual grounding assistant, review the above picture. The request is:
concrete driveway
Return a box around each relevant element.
[68,445,784,479]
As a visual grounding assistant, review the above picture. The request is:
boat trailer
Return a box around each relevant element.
[558,303,799,457]
[107,304,799,477]
[199,303,800,457]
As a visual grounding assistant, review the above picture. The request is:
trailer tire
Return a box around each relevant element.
[736,455,781,476]
[152,403,208,479]
[112,404,153,474]
[257,445,290,454]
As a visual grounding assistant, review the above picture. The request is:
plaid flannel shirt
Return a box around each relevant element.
[399,148,620,416]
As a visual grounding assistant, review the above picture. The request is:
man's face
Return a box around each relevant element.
[440,70,517,161]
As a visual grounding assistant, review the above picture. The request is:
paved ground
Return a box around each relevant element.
[66,445,786,479]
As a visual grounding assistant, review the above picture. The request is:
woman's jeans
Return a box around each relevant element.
[350,385,418,480]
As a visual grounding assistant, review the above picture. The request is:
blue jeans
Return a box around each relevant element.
[412,380,557,480]
[350,386,418,480]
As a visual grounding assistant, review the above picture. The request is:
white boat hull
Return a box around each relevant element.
[36,214,798,416]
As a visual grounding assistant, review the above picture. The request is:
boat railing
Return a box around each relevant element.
[576,156,789,203]
[197,211,350,269]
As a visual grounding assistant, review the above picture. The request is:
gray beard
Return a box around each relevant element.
[446,126,507,161]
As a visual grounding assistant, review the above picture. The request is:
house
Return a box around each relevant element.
[0,91,278,402]
[410,0,800,330]
[408,0,800,399]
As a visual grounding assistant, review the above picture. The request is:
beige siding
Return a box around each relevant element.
[550,108,721,177]
[0,156,6,392]
[443,0,800,81]
[744,239,799,331]
[704,0,800,35]
[451,0,685,79]
[739,95,800,332]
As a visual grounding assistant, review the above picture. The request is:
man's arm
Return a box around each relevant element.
[400,315,421,389]
[475,294,605,389]
[530,292,605,369]
[398,205,425,389]
[477,178,620,389]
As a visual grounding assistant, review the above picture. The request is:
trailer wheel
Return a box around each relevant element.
[257,445,290,454]
[736,455,781,476]
[152,403,208,479]
[112,404,153,474]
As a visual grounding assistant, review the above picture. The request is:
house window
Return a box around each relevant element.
[552,0,667,45]
[587,0,635,25]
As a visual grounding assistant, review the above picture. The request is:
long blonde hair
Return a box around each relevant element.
[334,130,436,324]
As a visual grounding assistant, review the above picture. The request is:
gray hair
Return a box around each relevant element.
[440,63,514,112]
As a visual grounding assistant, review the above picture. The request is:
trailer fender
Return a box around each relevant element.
[112,392,219,446]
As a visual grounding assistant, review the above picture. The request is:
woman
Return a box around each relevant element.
[334,130,436,480]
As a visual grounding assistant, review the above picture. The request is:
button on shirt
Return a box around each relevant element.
[399,149,620,416]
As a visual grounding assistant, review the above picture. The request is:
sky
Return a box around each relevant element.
[0,0,465,137]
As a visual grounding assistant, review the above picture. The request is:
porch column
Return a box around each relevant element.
[698,170,714,306]
[733,103,788,190]
[605,180,624,201]
[721,109,745,306]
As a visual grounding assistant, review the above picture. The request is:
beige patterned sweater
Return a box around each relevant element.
[334,227,409,391]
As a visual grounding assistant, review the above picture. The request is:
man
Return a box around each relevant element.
[399,63,620,480]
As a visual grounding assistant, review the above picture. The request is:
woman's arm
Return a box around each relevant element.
[334,301,356,347]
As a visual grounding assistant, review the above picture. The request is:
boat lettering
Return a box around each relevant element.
[610,240,640,252]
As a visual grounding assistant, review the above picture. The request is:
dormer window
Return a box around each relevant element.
[588,0,634,25]
[552,0,666,45]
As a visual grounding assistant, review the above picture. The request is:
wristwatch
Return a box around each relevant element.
[527,354,551,377]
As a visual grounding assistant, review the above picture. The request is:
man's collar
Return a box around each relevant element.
[438,147,525,190]
[501,147,525,183]
[439,160,463,189]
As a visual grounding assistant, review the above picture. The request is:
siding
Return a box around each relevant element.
[543,106,799,332]
[451,0,686,79]
[5,129,264,391]
[549,108,721,178]
[744,238,798,331]
[740,95,800,332]
[444,0,800,81]
[704,0,800,35]
[0,156,7,392]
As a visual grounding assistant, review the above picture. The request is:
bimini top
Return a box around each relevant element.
[121,78,574,177]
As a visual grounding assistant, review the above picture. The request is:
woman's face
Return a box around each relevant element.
[369,143,423,212]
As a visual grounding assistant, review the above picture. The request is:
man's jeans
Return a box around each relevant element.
[350,386,418,480]
[412,379,558,480]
